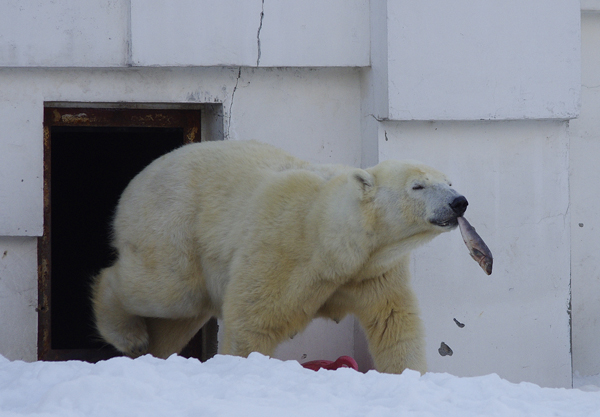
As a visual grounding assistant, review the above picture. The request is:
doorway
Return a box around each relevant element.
[39,106,217,362]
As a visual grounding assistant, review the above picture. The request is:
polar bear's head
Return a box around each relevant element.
[357,160,468,243]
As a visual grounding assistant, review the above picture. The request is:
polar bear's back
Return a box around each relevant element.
[108,141,311,301]
[114,140,308,238]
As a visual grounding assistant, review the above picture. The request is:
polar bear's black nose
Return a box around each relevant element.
[450,196,468,216]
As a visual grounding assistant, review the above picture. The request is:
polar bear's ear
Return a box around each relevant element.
[351,169,375,199]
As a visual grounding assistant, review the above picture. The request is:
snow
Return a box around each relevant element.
[1,353,600,417]
[574,372,600,393]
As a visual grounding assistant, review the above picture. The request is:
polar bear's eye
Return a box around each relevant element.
[412,184,424,190]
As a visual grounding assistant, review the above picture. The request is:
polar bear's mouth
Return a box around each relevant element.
[429,195,467,229]
[430,217,459,228]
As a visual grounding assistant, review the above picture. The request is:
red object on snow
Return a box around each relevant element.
[301,356,359,371]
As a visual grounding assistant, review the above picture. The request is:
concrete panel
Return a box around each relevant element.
[379,120,571,388]
[257,0,369,67]
[0,91,44,236]
[359,0,389,168]
[0,1,128,67]
[131,0,369,67]
[0,237,38,361]
[131,0,259,66]
[386,0,581,120]
[570,12,600,378]
[227,68,363,166]
[581,0,600,11]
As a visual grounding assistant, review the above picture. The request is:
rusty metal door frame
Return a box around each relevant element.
[39,106,217,362]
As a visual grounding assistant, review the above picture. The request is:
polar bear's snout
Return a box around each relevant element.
[449,195,468,217]
[428,192,468,228]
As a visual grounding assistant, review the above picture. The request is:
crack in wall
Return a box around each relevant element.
[227,67,242,140]
[256,0,265,66]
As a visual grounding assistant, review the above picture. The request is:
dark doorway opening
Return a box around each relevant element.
[39,107,217,362]
[50,126,182,350]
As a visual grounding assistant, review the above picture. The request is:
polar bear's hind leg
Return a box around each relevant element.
[91,266,149,357]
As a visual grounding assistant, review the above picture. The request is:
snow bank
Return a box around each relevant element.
[1,353,599,417]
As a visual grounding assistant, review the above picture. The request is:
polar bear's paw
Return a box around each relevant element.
[107,316,150,358]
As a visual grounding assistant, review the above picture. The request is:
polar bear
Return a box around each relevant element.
[92,140,468,374]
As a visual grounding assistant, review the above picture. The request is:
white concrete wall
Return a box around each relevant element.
[0,0,369,68]
[378,120,571,388]
[130,0,259,67]
[256,0,368,67]
[0,237,38,361]
[226,68,362,164]
[570,10,600,378]
[0,89,44,236]
[273,317,356,365]
[356,0,580,388]
[384,0,580,120]
[581,0,600,12]
[132,0,369,67]
[0,1,129,67]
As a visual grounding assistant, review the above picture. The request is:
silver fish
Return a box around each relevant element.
[457,217,493,275]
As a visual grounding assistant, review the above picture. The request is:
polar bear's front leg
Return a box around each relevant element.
[219,293,314,358]
[220,326,280,358]
[220,270,340,358]
[358,303,427,374]
[351,267,427,374]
